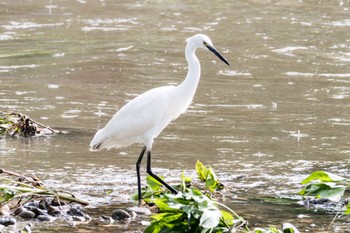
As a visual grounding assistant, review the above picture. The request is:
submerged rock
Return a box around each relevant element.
[111,209,131,221]
[67,207,85,217]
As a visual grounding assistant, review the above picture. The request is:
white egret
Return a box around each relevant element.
[90,34,229,203]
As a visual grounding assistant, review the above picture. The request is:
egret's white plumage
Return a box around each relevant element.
[90,34,229,203]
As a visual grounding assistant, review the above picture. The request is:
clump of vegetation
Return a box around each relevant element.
[0,169,89,208]
[299,170,350,215]
[0,112,58,137]
[142,161,299,233]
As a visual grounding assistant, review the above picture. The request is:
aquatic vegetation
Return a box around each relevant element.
[0,169,89,208]
[299,170,350,215]
[142,161,299,233]
[0,112,58,137]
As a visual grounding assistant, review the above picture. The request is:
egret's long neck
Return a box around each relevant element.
[178,42,201,98]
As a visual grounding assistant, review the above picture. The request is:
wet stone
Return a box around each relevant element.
[99,215,113,224]
[126,206,151,216]
[13,207,25,216]
[67,207,85,217]
[27,206,45,217]
[0,217,16,226]
[51,199,66,206]
[49,210,61,217]
[71,216,86,222]
[111,209,131,221]
[37,215,51,222]
[25,201,40,208]
[19,210,36,219]
[39,199,50,210]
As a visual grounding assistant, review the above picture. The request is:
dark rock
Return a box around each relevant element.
[0,216,16,226]
[13,206,25,216]
[47,205,62,217]
[71,216,86,222]
[67,207,85,217]
[39,199,50,210]
[37,215,51,222]
[111,209,131,221]
[51,199,66,206]
[25,201,39,208]
[27,206,45,217]
[49,210,61,217]
[19,210,36,219]
[99,215,113,224]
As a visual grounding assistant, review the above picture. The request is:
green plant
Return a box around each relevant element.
[196,160,224,192]
[144,175,246,233]
[142,161,300,233]
[299,170,350,214]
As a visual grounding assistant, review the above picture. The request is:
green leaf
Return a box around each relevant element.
[318,187,346,202]
[299,183,346,202]
[253,227,282,233]
[299,183,332,196]
[154,199,183,212]
[199,208,222,229]
[0,188,16,203]
[345,203,350,215]
[105,189,113,195]
[220,210,234,226]
[301,171,346,184]
[146,175,163,191]
[196,160,208,181]
[283,223,300,233]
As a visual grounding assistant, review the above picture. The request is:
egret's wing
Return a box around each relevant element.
[91,86,175,149]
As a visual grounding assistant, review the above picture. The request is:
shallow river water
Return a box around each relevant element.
[1,0,350,232]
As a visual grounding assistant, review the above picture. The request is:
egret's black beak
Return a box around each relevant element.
[206,44,230,66]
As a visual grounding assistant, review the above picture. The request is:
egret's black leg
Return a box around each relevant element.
[136,146,147,204]
[146,150,178,194]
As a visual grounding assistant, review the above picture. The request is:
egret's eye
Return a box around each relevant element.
[203,41,208,46]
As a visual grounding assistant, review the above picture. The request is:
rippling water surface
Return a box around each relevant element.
[1,0,350,232]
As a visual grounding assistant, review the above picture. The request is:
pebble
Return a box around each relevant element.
[13,207,25,216]
[71,216,86,222]
[111,209,131,221]
[51,199,66,206]
[19,210,36,219]
[126,206,151,216]
[99,215,113,224]
[67,207,85,217]
[26,206,45,217]
[37,215,51,222]
[38,199,50,210]
[0,217,16,226]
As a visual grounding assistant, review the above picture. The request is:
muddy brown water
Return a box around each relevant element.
[1,0,350,232]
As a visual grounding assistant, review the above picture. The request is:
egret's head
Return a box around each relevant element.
[186,34,230,66]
